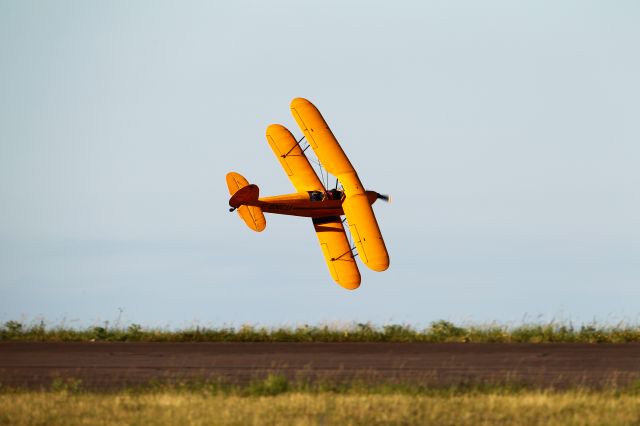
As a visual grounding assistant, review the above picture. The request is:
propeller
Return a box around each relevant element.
[376,193,391,203]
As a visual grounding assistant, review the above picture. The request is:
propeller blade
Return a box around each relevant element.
[376,193,391,203]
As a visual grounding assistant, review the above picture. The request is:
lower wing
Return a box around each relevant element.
[312,216,361,290]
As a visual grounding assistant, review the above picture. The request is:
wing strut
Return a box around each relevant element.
[331,246,358,261]
[281,136,307,158]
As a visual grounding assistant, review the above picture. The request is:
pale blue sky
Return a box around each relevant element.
[1,1,639,327]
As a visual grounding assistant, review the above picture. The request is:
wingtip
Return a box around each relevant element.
[366,260,390,272]
[290,97,312,109]
[338,279,361,291]
[265,123,286,136]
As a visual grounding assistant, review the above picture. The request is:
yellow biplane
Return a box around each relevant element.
[226,98,389,290]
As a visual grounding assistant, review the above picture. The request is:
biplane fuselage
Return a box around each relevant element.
[235,190,380,218]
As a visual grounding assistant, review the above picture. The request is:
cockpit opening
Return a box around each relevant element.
[326,189,343,200]
[308,189,344,202]
[308,191,324,202]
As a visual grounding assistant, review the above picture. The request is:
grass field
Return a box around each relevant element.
[3,319,640,343]
[4,320,639,424]
[2,388,640,426]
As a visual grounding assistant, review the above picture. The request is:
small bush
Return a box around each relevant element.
[427,320,467,342]
[247,374,290,396]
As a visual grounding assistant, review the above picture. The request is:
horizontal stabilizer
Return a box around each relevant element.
[236,204,266,232]
[225,172,266,232]
[226,172,250,196]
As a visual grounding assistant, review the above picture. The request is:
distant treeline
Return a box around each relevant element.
[2,320,640,343]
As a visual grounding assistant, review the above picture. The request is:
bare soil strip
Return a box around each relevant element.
[1,342,639,389]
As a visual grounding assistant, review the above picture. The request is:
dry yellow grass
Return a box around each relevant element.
[1,391,640,426]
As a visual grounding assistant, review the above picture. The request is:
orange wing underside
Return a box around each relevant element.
[313,216,360,290]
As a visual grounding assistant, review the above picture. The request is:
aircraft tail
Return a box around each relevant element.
[225,172,266,232]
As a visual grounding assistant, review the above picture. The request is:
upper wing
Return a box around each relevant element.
[341,195,388,271]
[291,98,389,272]
[266,124,325,193]
[313,216,360,290]
[290,99,356,177]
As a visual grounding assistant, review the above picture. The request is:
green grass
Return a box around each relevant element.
[2,319,640,343]
[4,372,640,396]
[0,374,540,396]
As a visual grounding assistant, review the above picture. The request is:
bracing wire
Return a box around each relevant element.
[304,136,338,191]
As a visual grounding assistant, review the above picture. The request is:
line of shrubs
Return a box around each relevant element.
[2,320,640,343]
